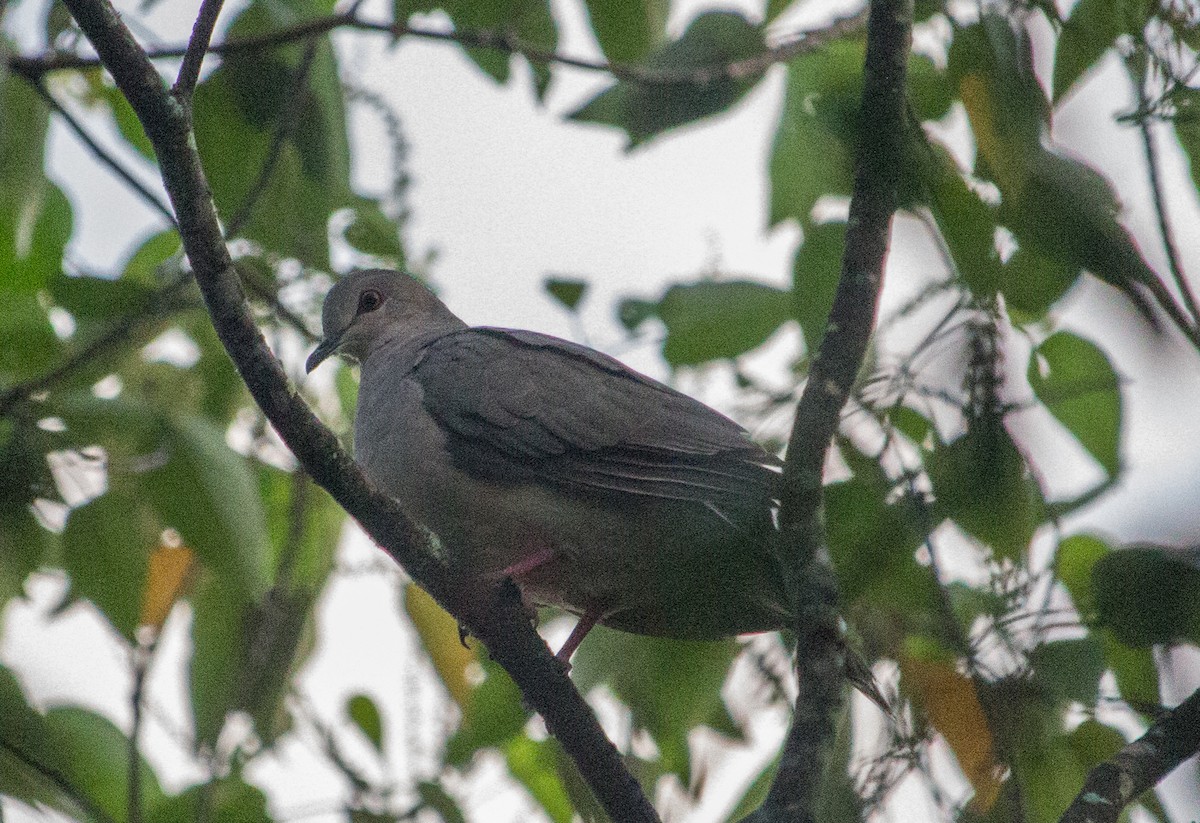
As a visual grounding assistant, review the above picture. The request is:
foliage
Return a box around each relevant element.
[2,0,1199,821]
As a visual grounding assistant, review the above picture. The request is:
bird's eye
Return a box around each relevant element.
[357,289,383,315]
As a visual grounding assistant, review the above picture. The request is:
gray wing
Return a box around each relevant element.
[412,328,780,508]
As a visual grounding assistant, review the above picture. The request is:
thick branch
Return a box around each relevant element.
[755,0,912,820]
[59,1,657,820]
[1059,686,1200,823]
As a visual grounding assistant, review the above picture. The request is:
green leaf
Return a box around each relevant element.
[147,777,271,823]
[62,491,156,640]
[347,693,385,753]
[192,2,351,268]
[1053,0,1145,103]
[1099,629,1159,708]
[0,666,93,820]
[792,221,846,351]
[0,58,66,294]
[656,279,792,366]
[1029,332,1122,476]
[569,11,766,147]
[1028,636,1105,704]
[0,293,61,384]
[343,198,405,261]
[1054,533,1111,619]
[143,415,272,601]
[928,415,1044,560]
[582,0,668,63]
[190,574,247,747]
[769,41,860,224]
[1092,547,1200,647]
[570,629,738,781]
[503,736,574,823]
[446,657,529,765]
[96,80,156,161]
[417,781,466,823]
[396,0,558,98]
[1002,247,1079,321]
[45,706,165,821]
[47,271,158,321]
[543,277,588,312]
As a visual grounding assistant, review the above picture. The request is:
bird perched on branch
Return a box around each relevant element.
[306,270,795,663]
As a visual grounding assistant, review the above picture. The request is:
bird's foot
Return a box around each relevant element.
[554,608,604,667]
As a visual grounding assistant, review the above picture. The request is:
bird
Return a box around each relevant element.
[305,269,793,662]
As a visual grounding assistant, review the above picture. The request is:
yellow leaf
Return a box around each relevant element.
[140,545,198,630]
[901,645,1003,811]
[404,583,476,707]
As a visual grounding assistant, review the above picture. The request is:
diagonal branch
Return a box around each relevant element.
[58,1,659,820]
[754,0,912,820]
[1059,686,1200,823]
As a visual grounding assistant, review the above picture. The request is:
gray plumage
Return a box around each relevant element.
[307,270,791,643]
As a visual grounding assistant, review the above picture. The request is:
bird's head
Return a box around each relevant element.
[305,269,463,373]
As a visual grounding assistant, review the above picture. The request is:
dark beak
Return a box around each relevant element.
[305,336,340,373]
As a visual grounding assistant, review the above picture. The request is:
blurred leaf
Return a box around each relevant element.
[143,415,272,601]
[886,404,933,447]
[901,638,1002,811]
[396,0,558,98]
[417,781,466,823]
[656,279,792,366]
[347,693,385,753]
[1055,533,1111,619]
[582,0,667,63]
[140,544,198,630]
[571,628,738,781]
[62,491,156,640]
[446,657,528,765]
[1010,708,1087,823]
[929,415,1043,560]
[1029,332,1121,476]
[190,574,245,746]
[616,297,658,332]
[95,80,155,160]
[1099,629,1159,708]
[792,221,845,351]
[544,277,589,312]
[0,59,67,293]
[569,11,766,147]
[503,736,574,823]
[406,582,477,707]
[192,2,351,268]
[0,293,60,383]
[47,271,158,321]
[1053,0,1144,103]
[826,447,933,611]
[0,666,94,820]
[1066,718,1126,768]
[343,198,405,261]
[45,706,165,821]
[1002,247,1078,321]
[258,467,340,588]
[1028,636,1105,704]
[147,776,271,823]
[121,230,184,285]
[771,41,949,224]
[1092,547,1200,647]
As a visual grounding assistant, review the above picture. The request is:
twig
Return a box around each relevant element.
[0,275,194,417]
[12,9,865,86]
[1129,52,1200,326]
[172,0,226,100]
[754,0,913,820]
[1058,686,1200,823]
[60,1,659,819]
[127,641,152,823]
[20,75,176,226]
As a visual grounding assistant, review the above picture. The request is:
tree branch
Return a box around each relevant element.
[13,9,865,86]
[754,0,912,819]
[1059,686,1200,823]
[172,0,225,100]
[59,1,658,820]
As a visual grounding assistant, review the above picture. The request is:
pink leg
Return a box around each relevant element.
[555,608,603,664]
